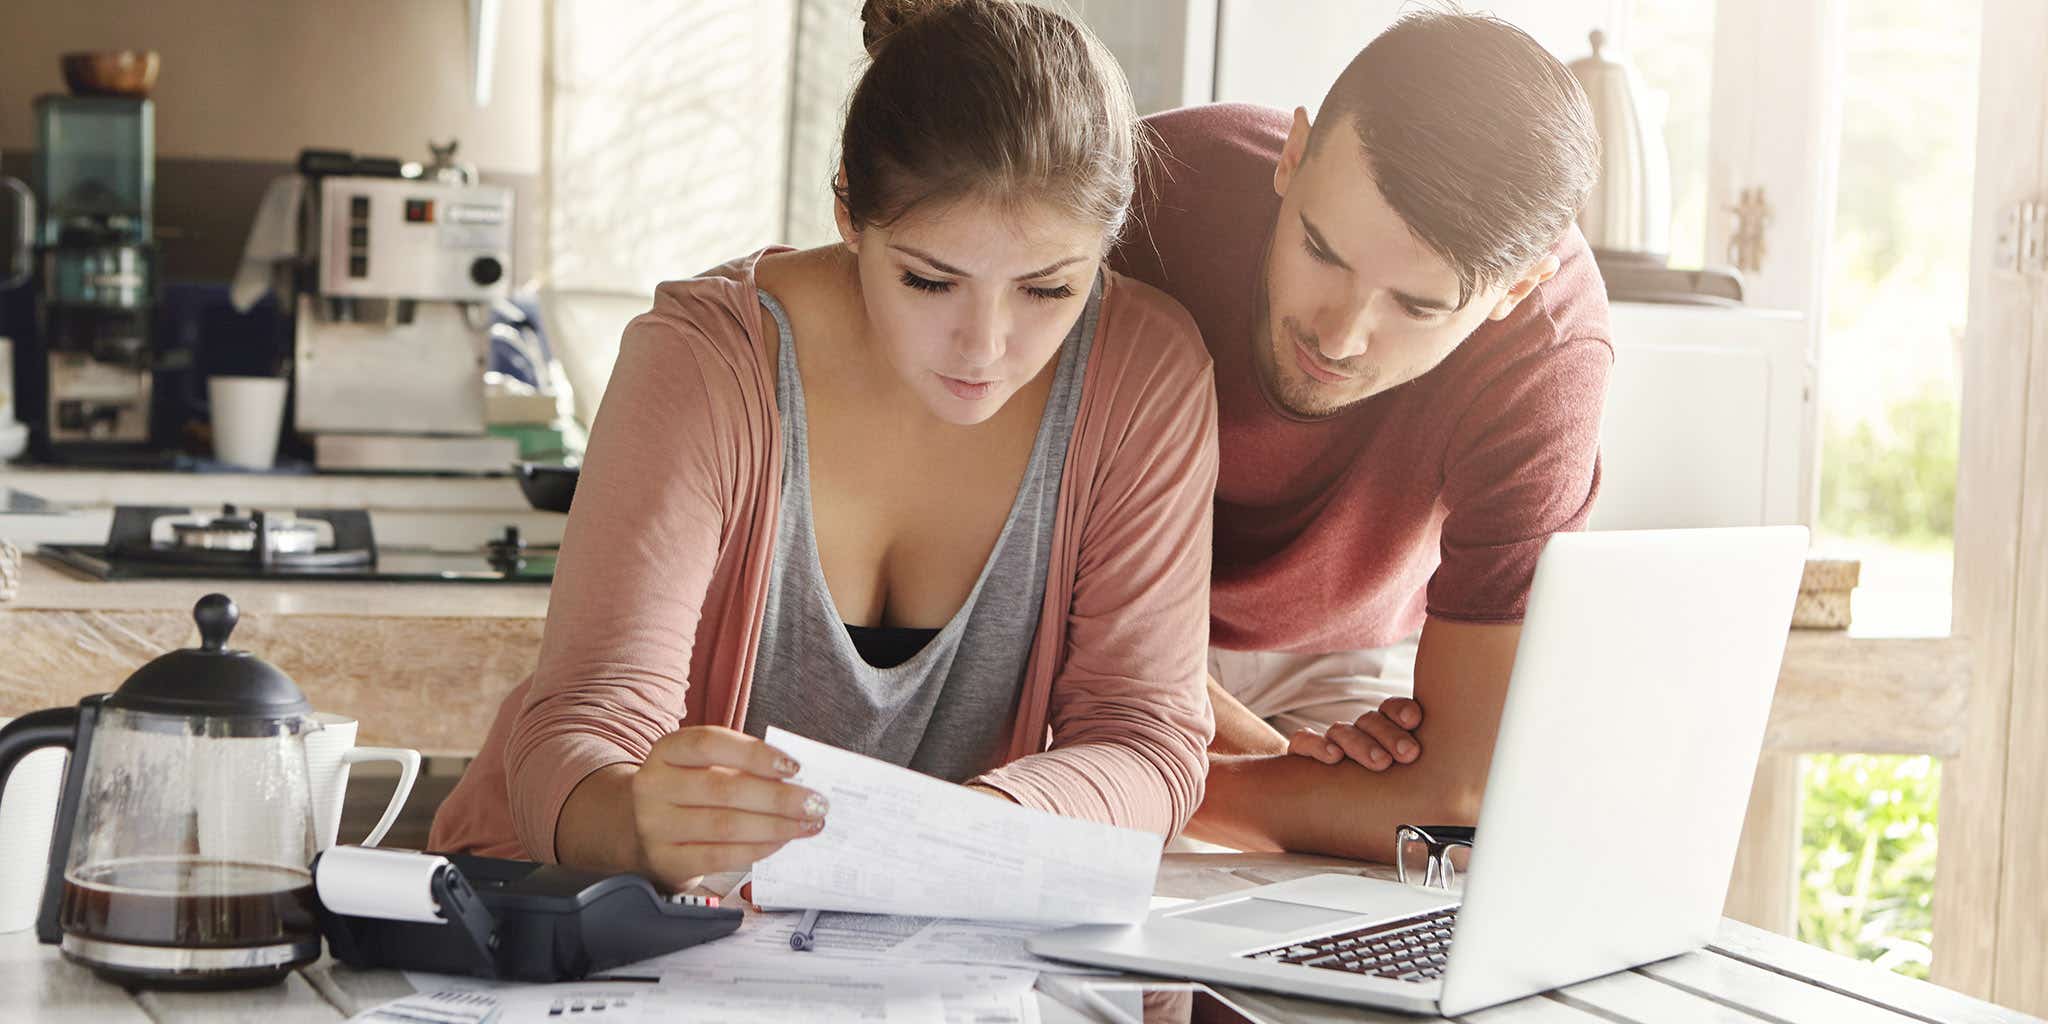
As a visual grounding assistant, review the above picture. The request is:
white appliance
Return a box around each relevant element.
[1594,302,1813,530]
[1028,526,1810,1017]
[294,175,518,472]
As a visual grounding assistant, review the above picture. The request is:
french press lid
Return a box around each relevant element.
[105,593,313,717]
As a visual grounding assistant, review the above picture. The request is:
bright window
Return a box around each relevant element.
[1804,0,1978,981]
[1624,2,1717,270]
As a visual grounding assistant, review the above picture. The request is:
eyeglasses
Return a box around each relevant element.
[1396,824,1475,890]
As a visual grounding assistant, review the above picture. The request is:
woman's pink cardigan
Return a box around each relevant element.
[430,250,1219,860]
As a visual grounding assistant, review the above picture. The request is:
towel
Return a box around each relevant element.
[230,175,305,312]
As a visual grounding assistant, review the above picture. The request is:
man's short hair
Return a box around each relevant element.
[1313,11,1599,309]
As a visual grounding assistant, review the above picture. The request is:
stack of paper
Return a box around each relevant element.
[380,729,1166,1024]
[754,728,1163,925]
[376,964,1039,1024]
[625,908,1114,976]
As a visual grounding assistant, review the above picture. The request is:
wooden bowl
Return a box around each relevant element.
[61,51,159,98]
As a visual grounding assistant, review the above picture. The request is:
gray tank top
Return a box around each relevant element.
[741,280,1100,782]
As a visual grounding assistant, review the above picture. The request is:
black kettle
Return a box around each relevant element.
[0,593,327,989]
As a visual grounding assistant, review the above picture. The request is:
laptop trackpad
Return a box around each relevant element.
[1173,898,1363,933]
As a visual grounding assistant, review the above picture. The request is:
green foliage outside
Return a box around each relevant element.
[1792,0,1972,980]
[1803,386,1955,980]
[1799,754,1939,979]
[1817,383,1959,547]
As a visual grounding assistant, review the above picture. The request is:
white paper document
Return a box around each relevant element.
[627,907,1113,975]
[754,728,1162,924]
[639,965,1040,1024]
[386,964,1038,1024]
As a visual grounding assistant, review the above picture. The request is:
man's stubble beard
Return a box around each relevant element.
[1250,277,1380,420]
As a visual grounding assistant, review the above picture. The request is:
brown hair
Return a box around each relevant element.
[1314,11,1598,308]
[836,0,1143,245]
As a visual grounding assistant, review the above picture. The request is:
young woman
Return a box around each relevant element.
[430,0,1218,889]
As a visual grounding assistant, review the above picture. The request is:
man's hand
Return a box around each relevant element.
[1187,619,1517,860]
[1287,697,1425,770]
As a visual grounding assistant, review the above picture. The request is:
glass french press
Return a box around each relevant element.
[0,593,325,988]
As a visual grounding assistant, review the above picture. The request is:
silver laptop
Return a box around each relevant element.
[1029,526,1809,1017]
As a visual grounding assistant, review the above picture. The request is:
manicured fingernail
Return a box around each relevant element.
[802,818,825,834]
[776,756,801,776]
[803,794,829,819]
[1397,740,1417,759]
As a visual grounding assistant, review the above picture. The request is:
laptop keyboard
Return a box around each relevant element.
[1242,907,1459,984]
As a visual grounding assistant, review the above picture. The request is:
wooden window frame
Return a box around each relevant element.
[1704,0,2044,1011]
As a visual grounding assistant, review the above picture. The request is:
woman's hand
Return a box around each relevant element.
[1285,697,1424,771]
[630,726,829,890]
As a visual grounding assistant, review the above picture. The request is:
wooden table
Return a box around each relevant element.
[2,852,2035,1023]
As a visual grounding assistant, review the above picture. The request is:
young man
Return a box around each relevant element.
[1110,12,1610,861]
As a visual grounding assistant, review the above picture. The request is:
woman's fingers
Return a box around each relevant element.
[636,762,828,821]
[628,728,831,890]
[643,804,826,845]
[651,726,802,778]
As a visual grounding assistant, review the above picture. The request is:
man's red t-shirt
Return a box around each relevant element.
[1111,103,1614,653]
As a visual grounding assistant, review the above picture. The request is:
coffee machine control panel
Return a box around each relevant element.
[316,177,512,303]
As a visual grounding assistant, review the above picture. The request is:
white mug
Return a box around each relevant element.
[304,712,420,850]
[208,375,290,470]
[0,717,67,933]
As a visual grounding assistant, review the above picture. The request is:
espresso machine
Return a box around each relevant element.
[290,150,518,472]
[32,96,161,459]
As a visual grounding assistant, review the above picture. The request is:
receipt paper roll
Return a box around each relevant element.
[315,846,452,924]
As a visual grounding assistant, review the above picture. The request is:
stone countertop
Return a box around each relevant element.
[4,552,550,619]
[1,558,548,753]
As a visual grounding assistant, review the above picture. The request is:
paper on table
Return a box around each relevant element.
[389,963,1036,1024]
[913,966,1043,1024]
[599,966,945,1024]
[627,908,1114,975]
[755,728,1162,924]
[639,964,1038,1024]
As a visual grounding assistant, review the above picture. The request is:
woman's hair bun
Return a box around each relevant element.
[860,0,954,57]
[839,0,1144,240]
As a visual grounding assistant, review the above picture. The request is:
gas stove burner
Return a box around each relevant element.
[107,505,376,570]
[35,505,556,584]
[171,505,323,555]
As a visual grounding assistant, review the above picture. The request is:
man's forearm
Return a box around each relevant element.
[1189,753,1485,861]
[1188,618,1518,861]
[1207,675,1289,756]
